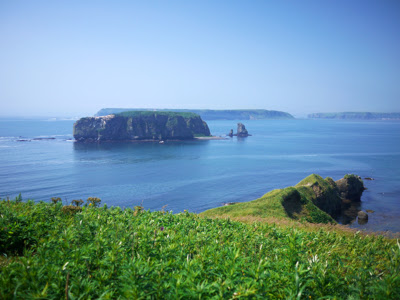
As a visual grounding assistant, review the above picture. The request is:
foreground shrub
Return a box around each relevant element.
[0,199,399,299]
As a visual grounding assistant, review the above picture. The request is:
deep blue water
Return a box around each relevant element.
[0,118,399,233]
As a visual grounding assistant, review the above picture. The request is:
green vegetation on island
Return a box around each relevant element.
[73,111,211,142]
[1,196,400,298]
[308,112,400,120]
[96,108,295,120]
[117,111,199,119]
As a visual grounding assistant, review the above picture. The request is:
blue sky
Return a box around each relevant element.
[1,0,399,117]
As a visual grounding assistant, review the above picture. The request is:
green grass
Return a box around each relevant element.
[1,198,399,298]
[201,174,337,224]
[117,111,200,119]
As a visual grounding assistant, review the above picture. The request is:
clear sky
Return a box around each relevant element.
[1,0,399,117]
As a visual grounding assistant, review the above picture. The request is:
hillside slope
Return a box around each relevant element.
[201,174,363,224]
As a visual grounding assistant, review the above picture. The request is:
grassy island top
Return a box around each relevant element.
[96,108,295,120]
[1,196,400,298]
[116,110,201,119]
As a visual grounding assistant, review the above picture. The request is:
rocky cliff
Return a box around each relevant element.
[73,111,211,142]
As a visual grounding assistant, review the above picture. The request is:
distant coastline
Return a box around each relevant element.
[308,112,400,120]
[96,108,294,120]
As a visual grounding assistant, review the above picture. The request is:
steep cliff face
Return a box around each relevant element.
[73,111,211,142]
[335,174,365,202]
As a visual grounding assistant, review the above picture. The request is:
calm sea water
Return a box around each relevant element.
[0,118,399,233]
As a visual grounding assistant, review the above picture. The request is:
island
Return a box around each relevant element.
[73,111,211,142]
[96,108,295,120]
[308,112,400,120]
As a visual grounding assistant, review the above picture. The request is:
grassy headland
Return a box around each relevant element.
[1,195,399,298]
[201,174,344,224]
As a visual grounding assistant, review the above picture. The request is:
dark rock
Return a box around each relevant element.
[33,137,56,140]
[357,211,368,224]
[237,123,248,137]
[335,174,365,202]
[366,209,375,213]
[357,210,368,219]
[310,181,342,218]
[73,112,211,142]
[364,177,375,180]
[17,139,30,142]
[228,129,233,137]
[233,123,251,137]
[223,202,238,206]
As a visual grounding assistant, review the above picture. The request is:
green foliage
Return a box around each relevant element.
[61,205,82,215]
[96,108,295,120]
[117,110,200,119]
[1,199,399,298]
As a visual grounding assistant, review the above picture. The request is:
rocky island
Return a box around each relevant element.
[228,123,251,137]
[73,111,211,142]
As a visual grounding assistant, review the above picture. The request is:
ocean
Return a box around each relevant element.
[0,118,399,233]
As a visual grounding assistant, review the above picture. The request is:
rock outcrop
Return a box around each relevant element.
[233,123,251,137]
[335,174,365,202]
[236,123,248,137]
[357,210,369,224]
[73,111,211,142]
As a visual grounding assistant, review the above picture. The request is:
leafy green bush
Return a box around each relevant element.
[0,198,399,299]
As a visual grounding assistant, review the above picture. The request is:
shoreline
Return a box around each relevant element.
[74,136,228,143]
[194,136,227,140]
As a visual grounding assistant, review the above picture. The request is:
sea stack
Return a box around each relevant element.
[335,174,365,202]
[235,123,251,137]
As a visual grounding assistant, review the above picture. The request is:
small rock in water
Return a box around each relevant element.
[357,211,368,224]
[223,202,238,206]
[364,177,375,180]
[236,123,249,137]
[366,209,375,213]
[33,137,56,140]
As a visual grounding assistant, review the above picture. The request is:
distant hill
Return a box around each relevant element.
[96,108,294,120]
[308,112,400,120]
